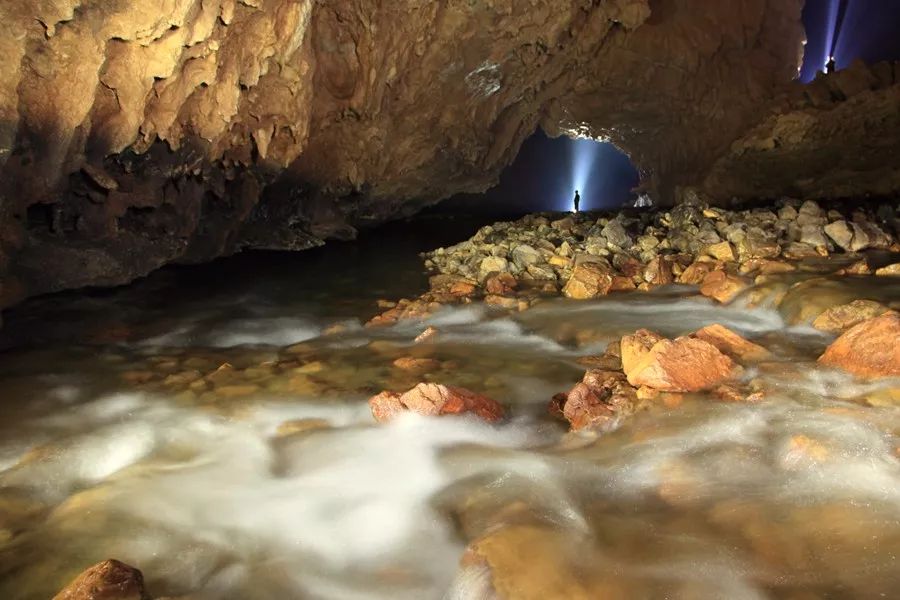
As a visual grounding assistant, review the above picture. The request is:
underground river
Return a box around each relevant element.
[0,212,899,599]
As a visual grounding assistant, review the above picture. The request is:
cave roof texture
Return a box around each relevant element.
[0,0,898,305]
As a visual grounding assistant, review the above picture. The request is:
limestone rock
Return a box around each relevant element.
[691,324,771,363]
[562,262,612,300]
[812,299,890,333]
[699,270,751,304]
[818,312,900,378]
[52,560,147,600]
[622,334,738,392]
[369,383,504,422]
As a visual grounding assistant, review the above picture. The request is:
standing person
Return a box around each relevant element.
[573,190,581,213]
[825,56,836,74]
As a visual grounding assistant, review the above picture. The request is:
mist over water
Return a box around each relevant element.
[0,218,898,599]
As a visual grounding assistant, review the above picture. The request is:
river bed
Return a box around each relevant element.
[0,216,898,599]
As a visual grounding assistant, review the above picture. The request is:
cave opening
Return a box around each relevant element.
[428,130,639,218]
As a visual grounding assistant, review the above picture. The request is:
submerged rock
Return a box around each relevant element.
[812,299,890,333]
[369,383,504,423]
[52,560,147,600]
[818,312,900,378]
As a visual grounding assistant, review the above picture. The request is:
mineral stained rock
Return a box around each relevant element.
[52,559,147,600]
[369,383,504,423]
[818,311,900,379]
[0,0,809,305]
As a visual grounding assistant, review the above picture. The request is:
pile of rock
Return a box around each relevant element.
[414,199,899,308]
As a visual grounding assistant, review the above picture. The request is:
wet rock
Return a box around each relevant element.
[275,418,331,437]
[818,311,900,378]
[622,333,738,392]
[369,383,504,423]
[875,263,900,277]
[558,370,640,431]
[52,559,147,600]
[392,357,441,373]
[485,272,518,296]
[414,326,439,344]
[836,258,872,275]
[562,262,612,300]
[642,256,674,285]
[699,270,751,304]
[691,324,771,362]
[812,299,890,333]
[678,261,720,285]
[620,329,666,375]
[461,525,598,600]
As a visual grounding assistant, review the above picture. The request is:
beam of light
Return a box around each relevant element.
[564,131,611,212]
[823,0,840,69]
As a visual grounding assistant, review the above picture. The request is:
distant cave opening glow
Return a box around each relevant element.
[799,0,900,82]
[432,130,639,217]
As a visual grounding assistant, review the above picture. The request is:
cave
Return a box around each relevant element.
[1,1,900,599]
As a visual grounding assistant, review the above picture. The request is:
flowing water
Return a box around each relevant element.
[0,216,899,599]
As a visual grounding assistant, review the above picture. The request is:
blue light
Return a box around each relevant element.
[567,136,606,211]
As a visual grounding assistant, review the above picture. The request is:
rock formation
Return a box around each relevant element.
[0,0,809,305]
[1,1,896,307]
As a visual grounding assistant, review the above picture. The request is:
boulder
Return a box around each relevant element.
[699,270,751,304]
[691,324,771,362]
[369,383,504,422]
[812,299,890,333]
[818,311,900,378]
[52,560,147,600]
[562,262,612,299]
[824,220,854,251]
[560,370,640,431]
[601,220,631,248]
[622,334,738,392]
[643,256,674,286]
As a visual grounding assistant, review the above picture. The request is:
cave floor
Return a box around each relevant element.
[0,214,899,599]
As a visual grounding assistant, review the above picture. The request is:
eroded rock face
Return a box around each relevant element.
[0,0,809,305]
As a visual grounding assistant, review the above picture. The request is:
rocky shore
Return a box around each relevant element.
[368,198,900,326]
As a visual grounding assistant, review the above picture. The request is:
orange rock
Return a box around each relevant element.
[643,256,674,286]
[812,299,889,333]
[620,329,665,375]
[691,323,771,362]
[875,262,900,277]
[414,326,439,343]
[835,258,872,275]
[369,383,504,423]
[485,272,518,296]
[699,270,751,304]
[449,281,478,297]
[609,275,636,291]
[678,261,720,285]
[818,311,900,378]
[52,559,145,600]
[558,370,640,431]
[623,335,738,392]
[562,262,612,299]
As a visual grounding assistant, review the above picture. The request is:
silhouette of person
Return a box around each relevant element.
[826,56,836,74]
[573,190,581,213]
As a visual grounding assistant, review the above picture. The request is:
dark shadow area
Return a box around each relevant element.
[800,0,900,82]
[425,130,639,219]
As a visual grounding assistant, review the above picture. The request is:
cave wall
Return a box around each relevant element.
[0,0,818,306]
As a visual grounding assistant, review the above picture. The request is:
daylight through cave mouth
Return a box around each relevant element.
[432,130,640,217]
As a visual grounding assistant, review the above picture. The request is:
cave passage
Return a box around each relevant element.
[430,130,639,218]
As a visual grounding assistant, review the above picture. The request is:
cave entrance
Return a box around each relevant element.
[434,130,639,218]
